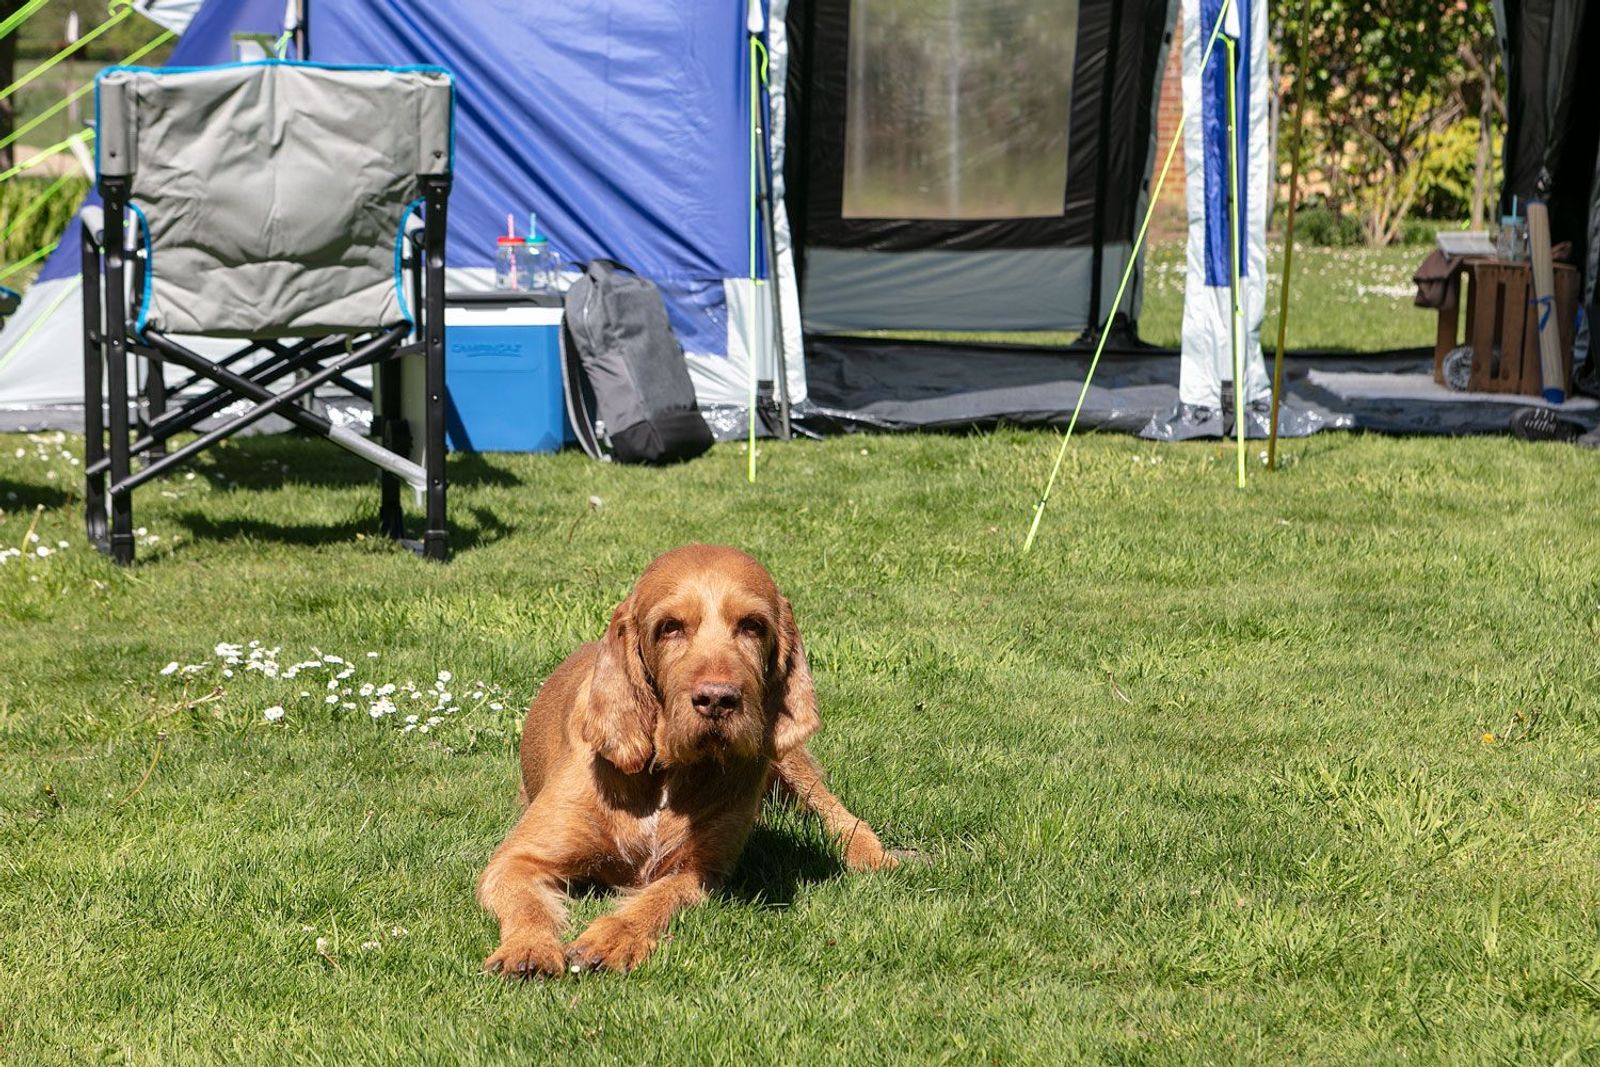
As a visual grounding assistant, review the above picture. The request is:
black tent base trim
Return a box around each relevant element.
[794,336,1600,439]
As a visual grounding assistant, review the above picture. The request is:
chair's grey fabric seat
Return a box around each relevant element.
[96,62,453,338]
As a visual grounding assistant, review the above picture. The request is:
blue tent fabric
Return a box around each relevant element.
[311,0,757,356]
[35,0,289,284]
[1199,0,1250,286]
[164,0,290,65]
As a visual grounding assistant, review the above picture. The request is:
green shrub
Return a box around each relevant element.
[1399,217,1438,246]
[0,175,91,287]
[1293,204,1363,247]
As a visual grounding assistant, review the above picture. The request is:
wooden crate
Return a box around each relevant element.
[1440,259,1574,396]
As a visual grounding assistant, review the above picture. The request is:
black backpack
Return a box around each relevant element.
[561,260,714,465]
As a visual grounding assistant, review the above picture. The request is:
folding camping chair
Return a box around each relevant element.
[81,61,453,564]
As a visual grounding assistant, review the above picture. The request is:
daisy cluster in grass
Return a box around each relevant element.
[155,640,516,738]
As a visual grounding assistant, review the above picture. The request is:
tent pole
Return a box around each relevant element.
[746,29,760,483]
[294,0,309,59]
[1267,5,1309,471]
[1226,29,1245,490]
[1023,0,1237,553]
[753,33,791,440]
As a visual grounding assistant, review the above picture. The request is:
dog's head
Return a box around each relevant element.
[578,544,820,773]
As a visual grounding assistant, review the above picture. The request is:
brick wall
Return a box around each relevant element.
[1154,14,1186,206]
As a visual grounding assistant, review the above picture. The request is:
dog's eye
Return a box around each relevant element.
[738,617,766,639]
[656,619,685,640]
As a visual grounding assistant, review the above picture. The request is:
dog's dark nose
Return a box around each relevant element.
[691,682,742,719]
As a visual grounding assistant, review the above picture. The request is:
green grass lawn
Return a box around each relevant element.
[3,428,1599,1064]
[1140,240,1435,353]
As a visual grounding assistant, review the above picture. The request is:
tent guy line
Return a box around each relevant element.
[1023,0,1237,554]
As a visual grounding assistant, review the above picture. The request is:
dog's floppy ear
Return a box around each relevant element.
[579,593,658,774]
[768,596,821,755]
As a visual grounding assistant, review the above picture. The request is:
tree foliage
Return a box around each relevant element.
[1276,0,1503,244]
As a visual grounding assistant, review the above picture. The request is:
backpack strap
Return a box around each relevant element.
[560,317,609,462]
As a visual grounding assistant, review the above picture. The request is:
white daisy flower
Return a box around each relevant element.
[263,706,285,721]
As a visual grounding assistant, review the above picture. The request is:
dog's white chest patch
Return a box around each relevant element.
[634,787,672,876]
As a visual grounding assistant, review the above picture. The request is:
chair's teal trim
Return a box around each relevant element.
[93,60,457,173]
[393,197,427,325]
[126,200,153,337]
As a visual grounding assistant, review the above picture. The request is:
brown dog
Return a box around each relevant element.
[478,543,894,976]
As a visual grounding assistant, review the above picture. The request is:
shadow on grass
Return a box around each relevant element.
[0,479,71,512]
[722,824,846,909]
[180,434,521,492]
[173,502,514,553]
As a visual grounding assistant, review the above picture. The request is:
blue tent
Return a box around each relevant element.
[313,0,783,393]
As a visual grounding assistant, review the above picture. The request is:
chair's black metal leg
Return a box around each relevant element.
[102,183,135,564]
[375,359,404,540]
[80,220,108,551]
[421,176,449,561]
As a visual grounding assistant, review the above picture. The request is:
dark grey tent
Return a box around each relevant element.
[1497,0,1600,390]
[788,0,1600,436]
[784,0,1175,338]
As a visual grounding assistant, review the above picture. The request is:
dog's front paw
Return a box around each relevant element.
[484,932,565,980]
[841,823,898,872]
[565,915,656,973]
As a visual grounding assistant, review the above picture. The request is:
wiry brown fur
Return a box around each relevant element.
[478,544,894,976]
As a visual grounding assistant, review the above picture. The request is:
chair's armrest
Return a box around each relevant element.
[80,204,105,247]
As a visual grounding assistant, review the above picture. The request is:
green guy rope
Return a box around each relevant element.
[0,29,176,156]
[0,4,134,105]
[1023,0,1236,553]
[0,172,75,244]
[1225,34,1245,490]
[0,239,60,283]
[1267,11,1311,472]
[0,130,93,185]
[0,0,50,43]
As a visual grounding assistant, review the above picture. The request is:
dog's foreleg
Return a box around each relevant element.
[564,871,709,973]
[772,747,896,871]
[477,815,570,978]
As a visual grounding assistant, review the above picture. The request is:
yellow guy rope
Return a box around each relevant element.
[1023,0,1237,553]
[0,29,176,157]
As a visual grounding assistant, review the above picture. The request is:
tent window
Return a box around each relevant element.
[840,0,1077,220]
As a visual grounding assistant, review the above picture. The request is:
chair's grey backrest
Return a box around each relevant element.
[96,62,453,338]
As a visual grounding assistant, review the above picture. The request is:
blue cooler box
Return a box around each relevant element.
[440,294,571,452]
